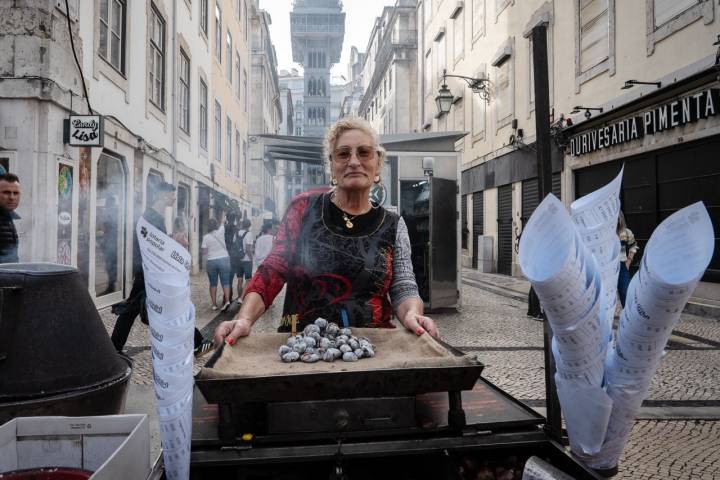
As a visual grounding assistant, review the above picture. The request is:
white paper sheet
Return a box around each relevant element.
[137,216,194,480]
[592,202,715,469]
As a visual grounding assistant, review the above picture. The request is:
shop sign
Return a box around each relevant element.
[569,88,720,156]
[63,115,104,147]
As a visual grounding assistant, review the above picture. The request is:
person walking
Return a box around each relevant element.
[111,181,210,356]
[617,211,639,308]
[232,218,254,302]
[201,217,232,312]
[254,223,274,269]
[172,215,190,250]
[0,173,21,263]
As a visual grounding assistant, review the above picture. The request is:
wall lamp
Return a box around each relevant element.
[622,79,662,90]
[571,106,603,119]
[435,69,491,116]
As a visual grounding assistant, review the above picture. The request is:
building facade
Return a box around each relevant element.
[359,0,418,134]
[419,0,719,303]
[0,0,253,307]
[248,4,282,224]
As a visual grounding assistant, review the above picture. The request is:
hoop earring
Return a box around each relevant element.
[369,181,387,208]
[331,178,338,186]
[374,175,381,184]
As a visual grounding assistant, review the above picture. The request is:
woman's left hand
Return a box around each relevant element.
[402,311,439,339]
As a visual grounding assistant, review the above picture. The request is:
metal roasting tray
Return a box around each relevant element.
[195,335,484,405]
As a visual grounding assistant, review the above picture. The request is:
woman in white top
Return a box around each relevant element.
[201,218,232,311]
[254,223,274,269]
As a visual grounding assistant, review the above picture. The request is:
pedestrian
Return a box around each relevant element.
[201,217,232,312]
[172,215,190,250]
[224,212,239,300]
[617,211,639,308]
[232,218,254,303]
[0,173,21,263]
[111,181,210,356]
[254,223,274,268]
[100,195,119,294]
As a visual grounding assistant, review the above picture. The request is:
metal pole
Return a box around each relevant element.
[531,24,562,442]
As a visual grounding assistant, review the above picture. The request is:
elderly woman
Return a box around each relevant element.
[214,117,438,346]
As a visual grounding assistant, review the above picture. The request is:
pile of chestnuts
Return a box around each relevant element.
[278,318,376,363]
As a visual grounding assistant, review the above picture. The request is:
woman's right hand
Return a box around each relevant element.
[213,317,253,346]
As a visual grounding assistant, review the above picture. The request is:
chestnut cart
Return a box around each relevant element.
[190,332,601,479]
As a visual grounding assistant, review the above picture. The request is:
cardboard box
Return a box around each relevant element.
[0,415,150,480]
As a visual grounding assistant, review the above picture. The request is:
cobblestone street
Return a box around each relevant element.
[100,269,720,479]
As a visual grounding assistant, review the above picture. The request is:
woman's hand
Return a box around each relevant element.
[402,311,439,339]
[213,317,252,346]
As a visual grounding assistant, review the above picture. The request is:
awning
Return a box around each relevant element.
[256,131,467,165]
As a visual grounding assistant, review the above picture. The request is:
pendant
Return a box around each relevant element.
[343,214,354,229]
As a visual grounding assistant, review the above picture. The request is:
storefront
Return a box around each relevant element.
[461,145,563,276]
[564,73,720,303]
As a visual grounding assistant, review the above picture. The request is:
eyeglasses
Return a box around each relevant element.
[333,145,377,162]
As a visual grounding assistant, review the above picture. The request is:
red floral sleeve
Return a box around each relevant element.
[244,193,313,308]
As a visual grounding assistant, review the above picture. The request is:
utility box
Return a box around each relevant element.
[0,415,151,480]
[476,235,494,273]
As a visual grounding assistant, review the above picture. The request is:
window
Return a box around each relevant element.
[575,0,616,90]
[423,0,432,24]
[496,0,512,17]
[242,140,247,181]
[454,98,464,131]
[647,0,710,55]
[214,100,222,162]
[98,0,126,72]
[226,31,233,83]
[653,0,699,26]
[235,130,241,178]
[199,79,208,149]
[243,70,248,112]
[472,0,485,41]
[578,0,609,73]
[424,49,432,99]
[179,50,190,133]
[200,0,208,36]
[226,117,232,171]
[495,59,512,127]
[453,8,464,63]
[235,52,241,99]
[244,1,248,41]
[149,5,165,109]
[472,73,486,138]
[436,34,446,80]
[215,3,222,62]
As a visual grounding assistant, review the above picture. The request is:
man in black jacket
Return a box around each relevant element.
[111,181,211,356]
[0,173,21,263]
[111,181,176,352]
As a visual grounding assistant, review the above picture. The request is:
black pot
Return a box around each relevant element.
[0,264,130,409]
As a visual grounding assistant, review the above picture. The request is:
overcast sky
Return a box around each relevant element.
[258,0,398,81]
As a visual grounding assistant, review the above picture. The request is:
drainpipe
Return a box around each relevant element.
[171,0,178,194]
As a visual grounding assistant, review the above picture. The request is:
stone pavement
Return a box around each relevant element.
[99,269,720,479]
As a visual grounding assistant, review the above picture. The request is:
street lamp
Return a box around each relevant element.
[571,105,603,119]
[435,69,491,116]
[622,79,662,90]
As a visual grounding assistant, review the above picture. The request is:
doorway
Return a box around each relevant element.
[94,153,126,305]
[497,185,513,276]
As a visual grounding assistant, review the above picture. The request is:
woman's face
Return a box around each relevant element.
[331,129,380,193]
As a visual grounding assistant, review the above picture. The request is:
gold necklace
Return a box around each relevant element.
[332,193,368,229]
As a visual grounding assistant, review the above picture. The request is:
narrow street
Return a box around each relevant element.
[101,268,720,479]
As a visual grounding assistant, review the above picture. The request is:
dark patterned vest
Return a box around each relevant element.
[279,193,398,332]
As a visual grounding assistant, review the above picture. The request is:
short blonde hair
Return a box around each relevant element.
[323,116,386,169]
